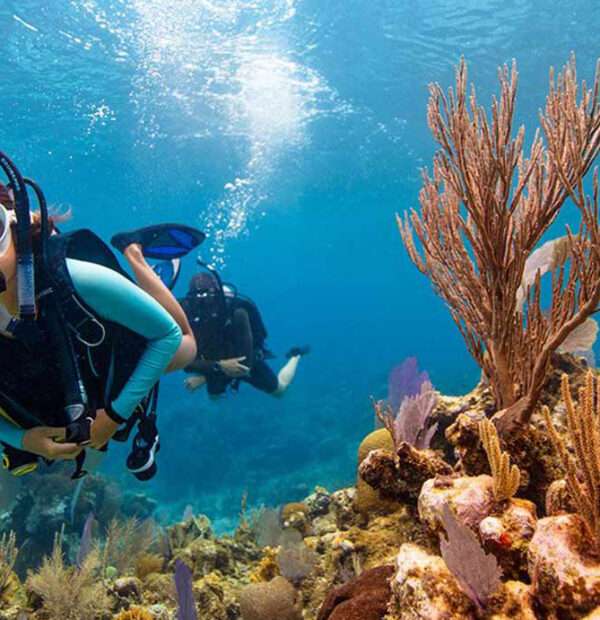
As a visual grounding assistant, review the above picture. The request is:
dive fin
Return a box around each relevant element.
[111,224,206,260]
[285,345,311,358]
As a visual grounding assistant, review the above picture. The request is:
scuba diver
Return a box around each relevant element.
[179,265,309,397]
[0,152,204,480]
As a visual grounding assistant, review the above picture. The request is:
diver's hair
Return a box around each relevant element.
[0,182,13,209]
[8,210,72,240]
[189,272,219,292]
[31,209,71,237]
[0,181,71,236]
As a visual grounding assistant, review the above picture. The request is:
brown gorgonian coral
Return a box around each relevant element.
[400,56,600,433]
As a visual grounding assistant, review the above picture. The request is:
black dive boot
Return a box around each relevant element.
[126,412,160,481]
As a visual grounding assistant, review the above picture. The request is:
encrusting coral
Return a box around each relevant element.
[478,419,521,502]
[114,606,154,620]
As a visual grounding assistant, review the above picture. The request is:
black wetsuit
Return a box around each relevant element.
[180,294,278,395]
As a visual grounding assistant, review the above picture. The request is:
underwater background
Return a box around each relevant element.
[0,0,598,531]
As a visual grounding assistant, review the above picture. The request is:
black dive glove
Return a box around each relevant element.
[285,345,311,358]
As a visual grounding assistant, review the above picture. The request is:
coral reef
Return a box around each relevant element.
[0,350,596,620]
[360,443,453,504]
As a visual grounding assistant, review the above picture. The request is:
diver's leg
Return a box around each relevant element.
[273,355,301,396]
[206,374,228,400]
[184,374,206,391]
[123,244,196,371]
[244,358,300,397]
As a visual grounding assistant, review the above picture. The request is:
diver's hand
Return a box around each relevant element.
[90,409,120,449]
[185,375,206,391]
[218,357,250,377]
[22,427,82,460]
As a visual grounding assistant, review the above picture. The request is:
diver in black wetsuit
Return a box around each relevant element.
[179,270,309,397]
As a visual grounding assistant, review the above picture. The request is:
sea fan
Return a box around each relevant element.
[76,513,95,570]
[393,380,438,449]
[517,236,570,308]
[388,357,429,411]
[255,508,284,548]
[558,317,599,354]
[440,504,502,612]
[277,542,318,585]
[174,559,198,620]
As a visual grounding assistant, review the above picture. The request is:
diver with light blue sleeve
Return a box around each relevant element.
[0,155,204,480]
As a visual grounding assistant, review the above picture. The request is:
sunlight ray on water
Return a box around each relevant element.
[126,0,347,266]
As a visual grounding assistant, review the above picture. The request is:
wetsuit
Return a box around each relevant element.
[181,297,278,396]
[0,259,182,449]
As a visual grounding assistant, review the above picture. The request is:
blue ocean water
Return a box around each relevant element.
[0,0,599,529]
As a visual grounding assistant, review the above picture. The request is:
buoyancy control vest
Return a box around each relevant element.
[0,151,158,479]
[227,293,268,353]
[0,229,149,474]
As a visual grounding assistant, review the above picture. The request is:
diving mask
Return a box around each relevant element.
[0,203,17,291]
[0,203,14,257]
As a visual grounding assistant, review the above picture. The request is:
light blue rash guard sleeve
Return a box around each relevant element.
[0,416,26,449]
[66,258,182,421]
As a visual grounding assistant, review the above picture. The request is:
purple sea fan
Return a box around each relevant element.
[440,504,502,612]
[388,357,429,412]
[174,559,198,620]
[76,512,95,569]
[393,380,438,449]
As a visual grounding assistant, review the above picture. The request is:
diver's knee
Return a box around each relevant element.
[167,335,197,372]
[185,335,197,364]
[271,382,286,398]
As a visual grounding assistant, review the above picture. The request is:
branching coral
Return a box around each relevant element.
[135,553,164,579]
[400,56,600,433]
[0,531,18,602]
[101,517,157,576]
[478,419,521,502]
[27,531,109,620]
[542,371,600,553]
